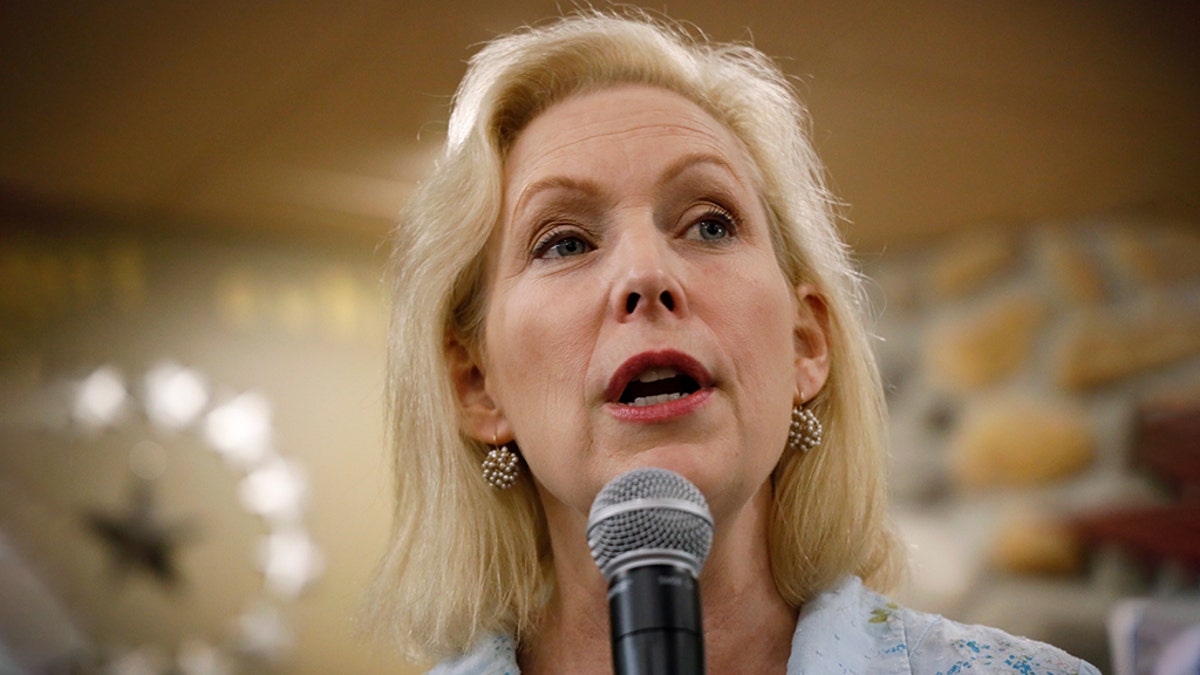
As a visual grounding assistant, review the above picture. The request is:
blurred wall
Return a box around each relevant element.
[869,213,1200,672]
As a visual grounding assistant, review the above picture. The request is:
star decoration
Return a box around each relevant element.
[84,479,195,588]
[58,362,321,667]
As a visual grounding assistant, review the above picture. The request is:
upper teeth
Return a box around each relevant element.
[635,368,679,383]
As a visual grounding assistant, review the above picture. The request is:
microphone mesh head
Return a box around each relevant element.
[587,468,713,579]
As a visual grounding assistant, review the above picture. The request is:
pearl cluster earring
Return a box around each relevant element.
[482,440,521,489]
[787,401,823,454]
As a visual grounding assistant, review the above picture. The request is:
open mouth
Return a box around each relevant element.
[607,350,712,409]
[619,368,702,407]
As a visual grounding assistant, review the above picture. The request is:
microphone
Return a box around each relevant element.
[587,468,714,675]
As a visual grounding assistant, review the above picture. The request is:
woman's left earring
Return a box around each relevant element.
[787,402,823,454]
[483,438,520,489]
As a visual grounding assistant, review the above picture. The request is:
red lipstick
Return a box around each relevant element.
[605,350,714,423]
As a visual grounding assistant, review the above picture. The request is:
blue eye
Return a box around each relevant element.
[688,208,737,242]
[535,233,592,259]
[697,219,728,240]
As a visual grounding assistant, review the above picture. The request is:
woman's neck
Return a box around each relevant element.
[520,482,797,674]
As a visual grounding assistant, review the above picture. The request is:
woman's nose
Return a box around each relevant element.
[609,232,688,321]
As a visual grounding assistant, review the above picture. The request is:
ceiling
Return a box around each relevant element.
[2,1,1197,250]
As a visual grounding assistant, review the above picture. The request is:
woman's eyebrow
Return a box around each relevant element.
[511,152,744,219]
[511,175,603,220]
[656,152,745,189]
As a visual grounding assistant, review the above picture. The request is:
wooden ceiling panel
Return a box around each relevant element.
[1,1,1196,246]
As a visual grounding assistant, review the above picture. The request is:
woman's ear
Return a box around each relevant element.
[445,333,511,443]
[793,284,831,401]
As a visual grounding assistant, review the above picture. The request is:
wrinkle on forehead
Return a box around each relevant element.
[503,85,758,219]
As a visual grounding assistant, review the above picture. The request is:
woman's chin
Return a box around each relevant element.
[606,446,751,510]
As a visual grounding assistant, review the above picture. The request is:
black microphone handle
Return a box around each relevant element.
[608,564,704,675]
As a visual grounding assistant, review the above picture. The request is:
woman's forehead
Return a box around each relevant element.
[503,84,756,198]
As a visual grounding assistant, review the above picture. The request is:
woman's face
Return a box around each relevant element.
[458,84,828,522]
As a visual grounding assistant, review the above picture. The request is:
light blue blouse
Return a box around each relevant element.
[428,576,1101,674]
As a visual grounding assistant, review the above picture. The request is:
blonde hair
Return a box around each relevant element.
[364,10,903,663]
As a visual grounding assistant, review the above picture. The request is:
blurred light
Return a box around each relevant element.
[237,603,292,663]
[239,457,307,524]
[316,270,363,340]
[73,366,127,428]
[177,638,232,675]
[108,645,167,675]
[214,269,257,330]
[145,362,209,430]
[204,393,272,467]
[259,528,324,599]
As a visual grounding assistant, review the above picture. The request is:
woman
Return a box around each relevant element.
[364,12,1099,674]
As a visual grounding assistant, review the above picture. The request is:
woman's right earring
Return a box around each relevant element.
[483,441,521,489]
[787,403,823,454]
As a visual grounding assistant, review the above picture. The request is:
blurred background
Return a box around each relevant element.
[1,2,1197,673]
